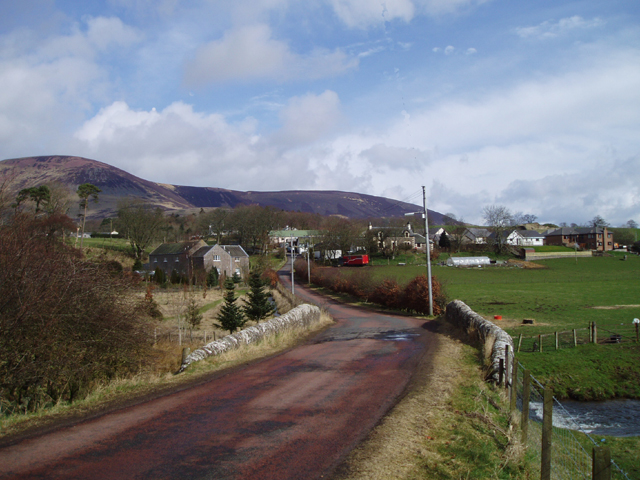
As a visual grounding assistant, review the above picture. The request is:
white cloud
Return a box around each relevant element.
[184,24,357,85]
[73,100,297,188]
[277,90,344,146]
[0,16,141,157]
[465,47,477,55]
[326,0,487,27]
[444,45,455,55]
[515,16,604,39]
[328,0,415,28]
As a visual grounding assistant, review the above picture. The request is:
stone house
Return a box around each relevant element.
[209,244,250,279]
[149,241,250,280]
[148,240,207,278]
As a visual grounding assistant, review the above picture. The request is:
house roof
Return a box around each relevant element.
[269,230,321,237]
[519,230,545,238]
[412,233,426,243]
[220,245,249,257]
[150,241,204,256]
[192,246,214,258]
[465,228,491,238]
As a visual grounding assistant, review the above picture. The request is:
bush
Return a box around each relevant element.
[370,278,402,309]
[305,264,447,316]
[261,268,279,288]
[0,215,152,414]
[154,266,166,284]
[401,274,446,316]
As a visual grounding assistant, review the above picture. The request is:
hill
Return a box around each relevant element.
[0,156,445,221]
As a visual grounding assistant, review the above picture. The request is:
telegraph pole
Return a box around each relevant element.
[423,186,433,316]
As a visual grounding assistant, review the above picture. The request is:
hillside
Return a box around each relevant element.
[0,156,443,221]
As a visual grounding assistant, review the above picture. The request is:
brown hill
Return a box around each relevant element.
[0,156,442,221]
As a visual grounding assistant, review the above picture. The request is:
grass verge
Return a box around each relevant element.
[333,320,532,480]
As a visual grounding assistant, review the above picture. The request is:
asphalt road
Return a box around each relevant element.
[0,264,437,479]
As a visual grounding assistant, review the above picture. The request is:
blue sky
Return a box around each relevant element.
[1,0,639,225]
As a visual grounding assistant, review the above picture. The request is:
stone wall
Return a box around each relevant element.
[177,304,322,373]
[445,300,514,383]
[524,251,592,261]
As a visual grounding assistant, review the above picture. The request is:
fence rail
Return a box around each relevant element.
[517,321,640,353]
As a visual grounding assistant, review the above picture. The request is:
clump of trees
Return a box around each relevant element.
[0,214,153,414]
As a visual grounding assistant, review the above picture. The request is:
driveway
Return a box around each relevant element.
[0,265,437,479]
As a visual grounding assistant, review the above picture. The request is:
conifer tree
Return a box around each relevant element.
[215,277,246,333]
[243,270,274,322]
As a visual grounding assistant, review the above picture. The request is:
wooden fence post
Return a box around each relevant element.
[541,387,553,480]
[510,358,518,412]
[592,446,611,480]
[573,329,577,347]
[521,369,530,445]
[499,358,504,386]
[538,334,542,353]
[555,331,559,350]
[590,322,593,343]
[636,323,639,343]
[505,345,510,389]
[518,333,523,353]
[593,322,598,344]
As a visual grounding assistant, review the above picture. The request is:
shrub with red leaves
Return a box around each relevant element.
[370,278,402,309]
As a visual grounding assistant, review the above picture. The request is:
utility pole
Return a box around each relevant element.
[423,186,434,316]
[290,235,295,295]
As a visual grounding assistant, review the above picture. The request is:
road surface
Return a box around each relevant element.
[0,265,437,479]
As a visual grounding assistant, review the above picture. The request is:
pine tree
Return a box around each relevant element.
[215,277,246,333]
[243,271,274,322]
[206,267,219,288]
[186,297,203,331]
[439,231,451,250]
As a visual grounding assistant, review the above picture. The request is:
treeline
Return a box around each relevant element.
[0,213,156,415]
[293,259,448,316]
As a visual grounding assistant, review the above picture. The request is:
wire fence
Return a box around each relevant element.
[511,360,632,479]
[517,320,640,353]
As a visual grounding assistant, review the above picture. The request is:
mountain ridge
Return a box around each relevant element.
[0,156,445,221]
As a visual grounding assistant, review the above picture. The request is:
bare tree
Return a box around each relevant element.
[624,219,638,229]
[588,215,609,228]
[117,198,166,260]
[482,204,513,253]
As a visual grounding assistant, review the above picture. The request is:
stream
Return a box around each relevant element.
[530,399,640,437]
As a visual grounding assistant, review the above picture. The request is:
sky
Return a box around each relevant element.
[1,0,639,226]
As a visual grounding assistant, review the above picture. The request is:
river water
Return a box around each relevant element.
[530,399,640,437]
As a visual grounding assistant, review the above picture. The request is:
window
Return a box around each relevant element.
[164,258,167,262]
[234,257,239,262]
[154,258,157,263]
[175,258,179,262]
[213,255,220,261]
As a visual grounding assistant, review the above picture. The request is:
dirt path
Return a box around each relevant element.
[0,266,439,480]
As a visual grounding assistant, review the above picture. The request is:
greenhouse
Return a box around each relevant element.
[446,256,491,267]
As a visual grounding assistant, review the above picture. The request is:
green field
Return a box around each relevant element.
[360,253,640,336]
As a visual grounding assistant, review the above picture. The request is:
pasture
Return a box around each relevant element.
[360,253,640,337]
